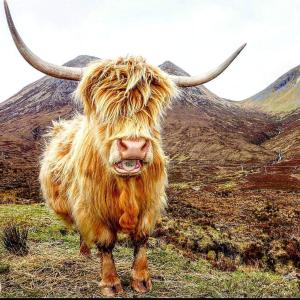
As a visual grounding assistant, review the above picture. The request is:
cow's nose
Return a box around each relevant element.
[118,138,149,160]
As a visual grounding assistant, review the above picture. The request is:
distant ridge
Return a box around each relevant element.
[240,65,300,115]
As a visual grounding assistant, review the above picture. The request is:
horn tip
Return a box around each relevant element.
[236,43,247,55]
[241,43,247,50]
[4,0,9,13]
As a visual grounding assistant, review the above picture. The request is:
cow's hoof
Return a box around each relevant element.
[131,277,152,293]
[100,279,124,297]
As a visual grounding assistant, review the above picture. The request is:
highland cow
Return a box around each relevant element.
[4,0,245,296]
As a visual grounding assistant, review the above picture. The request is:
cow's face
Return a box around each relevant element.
[77,56,177,176]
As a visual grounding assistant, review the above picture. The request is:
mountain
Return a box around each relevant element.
[263,108,300,158]
[160,61,279,163]
[0,55,97,201]
[241,65,300,115]
[0,55,295,202]
[238,65,300,162]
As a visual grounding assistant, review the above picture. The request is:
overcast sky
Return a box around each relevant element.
[1,0,300,102]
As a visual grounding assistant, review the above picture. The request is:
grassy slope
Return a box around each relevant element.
[240,65,300,115]
[242,84,300,115]
[0,204,299,298]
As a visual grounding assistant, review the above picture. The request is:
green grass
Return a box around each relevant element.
[168,182,192,189]
[0,204,299,298]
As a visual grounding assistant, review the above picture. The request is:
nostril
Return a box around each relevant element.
[118,139,128,151]
[141,140,149,152]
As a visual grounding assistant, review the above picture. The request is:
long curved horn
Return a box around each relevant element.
[171,43,246,87]
[4,0,83,81]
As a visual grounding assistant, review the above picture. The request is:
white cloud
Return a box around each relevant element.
[1,0,300,102]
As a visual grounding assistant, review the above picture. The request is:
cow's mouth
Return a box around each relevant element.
[114,159,143,175]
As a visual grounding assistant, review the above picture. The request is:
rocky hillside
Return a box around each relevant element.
[263,108,300,159]
[241,65,300,115]
[0,55,296,201]
[0,56,96,200]
[239,65,300,160]
[160,61,279,163]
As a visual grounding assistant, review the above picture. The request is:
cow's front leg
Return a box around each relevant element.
[131,236,152,293]
[97,244,124,296]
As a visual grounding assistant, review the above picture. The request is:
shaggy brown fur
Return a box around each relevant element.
[39,56,177,295]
